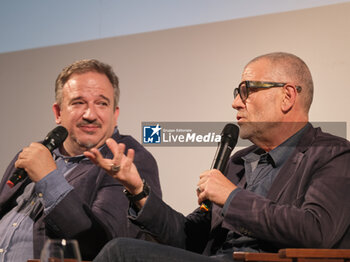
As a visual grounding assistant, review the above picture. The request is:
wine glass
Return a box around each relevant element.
[40,239,82,262]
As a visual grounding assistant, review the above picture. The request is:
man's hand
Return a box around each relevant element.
[84,138,144,196]
[197,169,237,207]
[15,142,57,182]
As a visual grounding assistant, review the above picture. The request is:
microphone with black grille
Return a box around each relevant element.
[200,123,239,212]
[7,126,68,188]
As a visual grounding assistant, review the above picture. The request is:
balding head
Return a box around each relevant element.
[245,52,314,113]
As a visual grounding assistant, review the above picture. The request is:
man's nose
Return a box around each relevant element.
[232,95,245,110]
[83,105,97,120]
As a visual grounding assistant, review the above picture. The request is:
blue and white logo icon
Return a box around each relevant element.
[143,124,161,144]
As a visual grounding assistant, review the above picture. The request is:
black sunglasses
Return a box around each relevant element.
[233,81,302,102]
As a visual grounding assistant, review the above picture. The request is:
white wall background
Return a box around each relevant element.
[1,0,350,54]
[1,1,350,215]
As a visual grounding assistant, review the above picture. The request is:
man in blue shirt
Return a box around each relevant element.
[89,52,350,262]
[0,59,162,261]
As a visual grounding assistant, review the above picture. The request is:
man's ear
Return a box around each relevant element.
[52,103,62,124]
[114,106,120,126]
[281,84,297,113]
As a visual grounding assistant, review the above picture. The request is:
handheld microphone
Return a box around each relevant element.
[7,126,68,188]
[200,123,239,212]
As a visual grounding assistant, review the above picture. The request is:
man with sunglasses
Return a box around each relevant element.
[91,52,350,262]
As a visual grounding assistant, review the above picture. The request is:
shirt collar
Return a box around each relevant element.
[268,123,310,168]
[242,123,310,168]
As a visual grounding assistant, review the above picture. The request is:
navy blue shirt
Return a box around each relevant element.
[219,123,309,253]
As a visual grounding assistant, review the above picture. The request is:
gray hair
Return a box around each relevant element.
[246,52,314,112]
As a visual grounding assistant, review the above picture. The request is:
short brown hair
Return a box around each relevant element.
[55,59,120,107]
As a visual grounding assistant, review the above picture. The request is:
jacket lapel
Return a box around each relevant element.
[267,151,305,201]
[267,124,317,201]
[64,162,94,183]
[0,176,31,216]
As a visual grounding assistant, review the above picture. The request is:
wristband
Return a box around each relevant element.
[123,179,150,202]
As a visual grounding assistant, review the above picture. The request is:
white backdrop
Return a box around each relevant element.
[1,0,350,53]
[0,3,349,215]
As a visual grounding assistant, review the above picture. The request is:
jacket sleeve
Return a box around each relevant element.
[0,155,116,260]
[43,138,163,259]
[128,190,212,253]
[222,142,350,249]
[42,168,125,260]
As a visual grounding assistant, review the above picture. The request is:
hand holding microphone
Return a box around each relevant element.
[198,123,239,212]
[7,126,68,187]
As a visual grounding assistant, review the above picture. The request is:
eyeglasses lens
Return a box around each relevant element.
[240,82,248,101]
[233,88,238,98]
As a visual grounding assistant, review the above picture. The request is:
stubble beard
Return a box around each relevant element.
[238,122,272,141]
[71,133,99,153]
[238,122,256,140]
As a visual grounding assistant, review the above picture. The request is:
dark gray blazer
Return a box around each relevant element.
[130,124,350,255]
[0,130,162,260]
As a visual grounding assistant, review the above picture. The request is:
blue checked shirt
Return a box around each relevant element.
[0,152,87,261]
[0,126,117,262]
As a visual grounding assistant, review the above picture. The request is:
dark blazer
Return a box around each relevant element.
[130,124,350,255]
[0,130,162,260]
